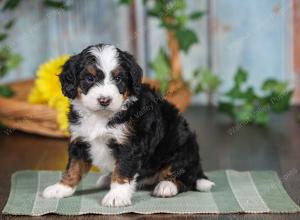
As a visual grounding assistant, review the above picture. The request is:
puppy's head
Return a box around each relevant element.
[60,44,142,112]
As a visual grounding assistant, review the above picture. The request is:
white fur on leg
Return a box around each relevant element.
[196,179,215,192]
[102,179,136,207]
[96,173,111,189]
[152,181,178,197]
[42,183,76,199]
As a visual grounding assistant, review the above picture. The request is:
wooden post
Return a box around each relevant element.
[293,0,300,104]
[166,29,182,81]
[163,15,184,94]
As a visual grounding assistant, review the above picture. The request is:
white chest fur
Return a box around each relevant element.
[70,105,128,172]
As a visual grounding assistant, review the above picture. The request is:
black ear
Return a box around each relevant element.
[59,55,80,99]
[118,50,143,95]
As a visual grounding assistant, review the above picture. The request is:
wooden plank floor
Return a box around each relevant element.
[0,106,299,220]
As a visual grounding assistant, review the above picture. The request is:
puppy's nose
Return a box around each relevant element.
[98,96,112,107]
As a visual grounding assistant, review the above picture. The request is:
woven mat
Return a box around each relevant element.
[2,170,300,216]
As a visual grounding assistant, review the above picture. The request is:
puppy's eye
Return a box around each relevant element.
[115,76,121,82]
[86,75,94,83]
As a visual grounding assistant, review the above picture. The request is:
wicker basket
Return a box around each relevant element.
[0,80,66,138]
[0,79,191,138]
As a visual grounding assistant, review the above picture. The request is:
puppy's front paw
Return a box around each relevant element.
[42,183,75,199]
[152,181,178,197]
[102,190,132,207]
[101,183,134,207]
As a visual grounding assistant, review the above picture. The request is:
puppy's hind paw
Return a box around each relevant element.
[152,181,178,198]
[196,179,215,192]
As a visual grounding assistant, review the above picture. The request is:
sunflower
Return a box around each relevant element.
[28,55,70,134]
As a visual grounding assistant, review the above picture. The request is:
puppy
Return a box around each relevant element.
[43,44,215,207]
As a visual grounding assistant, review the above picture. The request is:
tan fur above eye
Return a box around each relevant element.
[111,65,122,77]
[86,65,97,76]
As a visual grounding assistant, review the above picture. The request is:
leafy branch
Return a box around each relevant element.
[120,0,205,95]
[218,68,293,125]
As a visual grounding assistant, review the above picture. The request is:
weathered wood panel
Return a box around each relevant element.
[210,0,293,95]
[0,0,131,83]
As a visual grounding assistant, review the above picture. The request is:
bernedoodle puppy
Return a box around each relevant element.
[43,44,215,207]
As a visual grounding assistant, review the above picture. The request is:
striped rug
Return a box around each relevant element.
[2,170,300,216]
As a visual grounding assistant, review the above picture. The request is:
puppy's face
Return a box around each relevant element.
[60,44,142,112]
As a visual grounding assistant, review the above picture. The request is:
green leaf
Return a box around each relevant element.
[0,46,22,78]
[4,19,15,29]
[189,10,205,20]
[270,91,293,112]
[176,15,187,29]
[43,0,69,9]
[234,103,254,123]
[2,0,21,11]
[0,85,15,98]
[234,68,248,85]
[175,28,198,53]
[201,69,222,92]
[149,48,170,95]
[194,84,203,93]
[0,33,8,42]
[192,68,221,95]
[225,85,242,99]
[192,69,201,77]
[218,102,234,117]
[241,87,257,102]
[254,110,269,125]
[148,1,164,18]
[262,79,278,90]
[262,79,288,94]
[119,0,134,5]
[297,114,300,123]
[6,53,22,71]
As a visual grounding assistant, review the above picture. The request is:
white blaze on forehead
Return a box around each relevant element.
[81,45,123,112]
[88,45,118,75]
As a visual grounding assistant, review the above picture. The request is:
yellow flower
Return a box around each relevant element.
[28,55,70,135]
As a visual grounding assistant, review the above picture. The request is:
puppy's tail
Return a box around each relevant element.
[195,171,215,192]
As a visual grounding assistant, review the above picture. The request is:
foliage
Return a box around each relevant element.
[297,114,300,123]
[0,84,14,97]
[0,17,22,97]
[120,0,205,95]
[192,68,222,95]
[0,0,70,98]
[149,48,171,94]
[218,68,293,125]
[145,0,203,53]
[2,0,69,11]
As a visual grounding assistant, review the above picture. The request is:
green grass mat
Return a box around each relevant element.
[2,170,300,216]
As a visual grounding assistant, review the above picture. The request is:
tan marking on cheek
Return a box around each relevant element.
[111,163,132,184]
[123,90,129,101]
[60,159,91,187]
[77,87,83,98]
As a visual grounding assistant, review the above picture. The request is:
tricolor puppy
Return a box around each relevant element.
[43,44,215,207]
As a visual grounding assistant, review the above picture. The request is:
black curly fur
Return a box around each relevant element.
[108,84,208,191]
